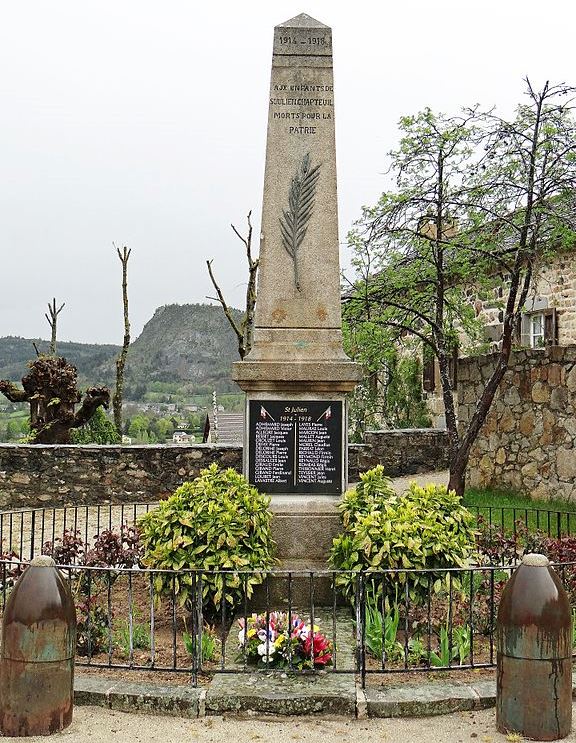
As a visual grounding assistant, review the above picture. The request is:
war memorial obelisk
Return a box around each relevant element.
[233,13,360,543]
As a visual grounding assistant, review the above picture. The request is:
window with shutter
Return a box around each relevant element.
[543,308,558,346]
[519,308,557,348]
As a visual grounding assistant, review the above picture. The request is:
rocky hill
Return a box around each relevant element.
[0,303,242,398]
[126,303,242,393]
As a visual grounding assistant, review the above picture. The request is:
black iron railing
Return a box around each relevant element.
[1,560,572,687]
[1,503,575,564]
[0,502,574,687]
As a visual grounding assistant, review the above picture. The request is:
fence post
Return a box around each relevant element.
[195,572,204,680]
[496,553,572,740]
[0,556,76,736]
[355,573,365,688]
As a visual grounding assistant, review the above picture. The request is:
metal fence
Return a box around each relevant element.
[0,502,574,687]
[1,502,576,564]
[1,560,573,687]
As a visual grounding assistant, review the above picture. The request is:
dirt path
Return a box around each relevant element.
[8,704,573,742]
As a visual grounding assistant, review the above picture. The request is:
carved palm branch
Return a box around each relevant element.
[279,153,321,290]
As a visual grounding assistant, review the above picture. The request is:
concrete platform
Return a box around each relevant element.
[73,672,505,719]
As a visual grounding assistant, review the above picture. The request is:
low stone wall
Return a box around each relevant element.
[0,444,243,509]
[356,429,450,477]
[460,346,576,500]
[0,429,447,509]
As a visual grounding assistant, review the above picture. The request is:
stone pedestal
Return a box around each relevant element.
[233,14,360,569]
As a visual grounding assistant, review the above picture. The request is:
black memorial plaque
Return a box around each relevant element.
[248,399,343,494]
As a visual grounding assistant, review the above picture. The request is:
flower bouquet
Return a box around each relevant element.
[237,611,332,669]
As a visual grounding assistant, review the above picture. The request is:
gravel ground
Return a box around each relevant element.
[390,469,449,494]
[5,705,574,743]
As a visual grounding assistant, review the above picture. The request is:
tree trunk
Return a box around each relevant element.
[448,459,467,497]
[113,246,131,436]
[0,358,110,444]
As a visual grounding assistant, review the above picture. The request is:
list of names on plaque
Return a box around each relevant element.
[253,421,292,485]
[297,421,336,484]
[248,400,342,494]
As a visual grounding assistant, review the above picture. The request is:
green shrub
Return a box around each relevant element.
[71,406,121,444]
[339,465,396,528]
[329,466,476,603]
[138,464,275,616]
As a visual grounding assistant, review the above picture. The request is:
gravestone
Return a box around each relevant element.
[233,13,360,569]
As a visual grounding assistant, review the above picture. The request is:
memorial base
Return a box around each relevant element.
[249,494,344,609]
[270,494,341,561]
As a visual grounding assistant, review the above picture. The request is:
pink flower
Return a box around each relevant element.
[302,632,332,666]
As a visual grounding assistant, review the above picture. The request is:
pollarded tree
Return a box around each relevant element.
[345,80,576,496]
[0,356,110,444]
[45,298,65,356]
[112,244,131,436]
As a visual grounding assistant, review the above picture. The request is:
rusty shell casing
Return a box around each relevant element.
[496,553,572,741]
[0,556,77,737]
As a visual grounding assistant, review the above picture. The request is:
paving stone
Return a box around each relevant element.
[107,682,200,717]
[364,681,480,718]
[74,674,116,706]
[74,676,201,717]
[206,671,357,716]
[469,679,496,707]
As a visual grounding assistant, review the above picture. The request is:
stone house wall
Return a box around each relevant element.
[472,253,576,347]
[460,346,576,500]
[0,430,449,509]
[426,252,576,427]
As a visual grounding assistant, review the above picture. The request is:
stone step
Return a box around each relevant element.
[205,605,358,716]
[249,560,345,609]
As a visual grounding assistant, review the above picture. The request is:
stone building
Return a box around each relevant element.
[425,251,576,427]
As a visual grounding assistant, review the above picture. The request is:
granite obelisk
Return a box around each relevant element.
[233,13,360,499]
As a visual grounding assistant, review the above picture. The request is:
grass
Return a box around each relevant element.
[114,620,151,656]
[463,487,576,534]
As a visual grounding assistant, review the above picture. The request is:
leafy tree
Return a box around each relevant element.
[127,414,149,441]
[346,80,576,495]
[343,318,430,441]
[71,406,121,444]
[4,419,26,442]
[149,417,174,441]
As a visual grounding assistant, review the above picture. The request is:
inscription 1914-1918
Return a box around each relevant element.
[248,399,343,494]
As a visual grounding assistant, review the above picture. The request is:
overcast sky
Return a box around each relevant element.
[1,0,574,345]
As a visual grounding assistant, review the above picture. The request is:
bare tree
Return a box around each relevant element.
[112,244,131,436]
[206,211,259,359]
[45,298,65,355]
